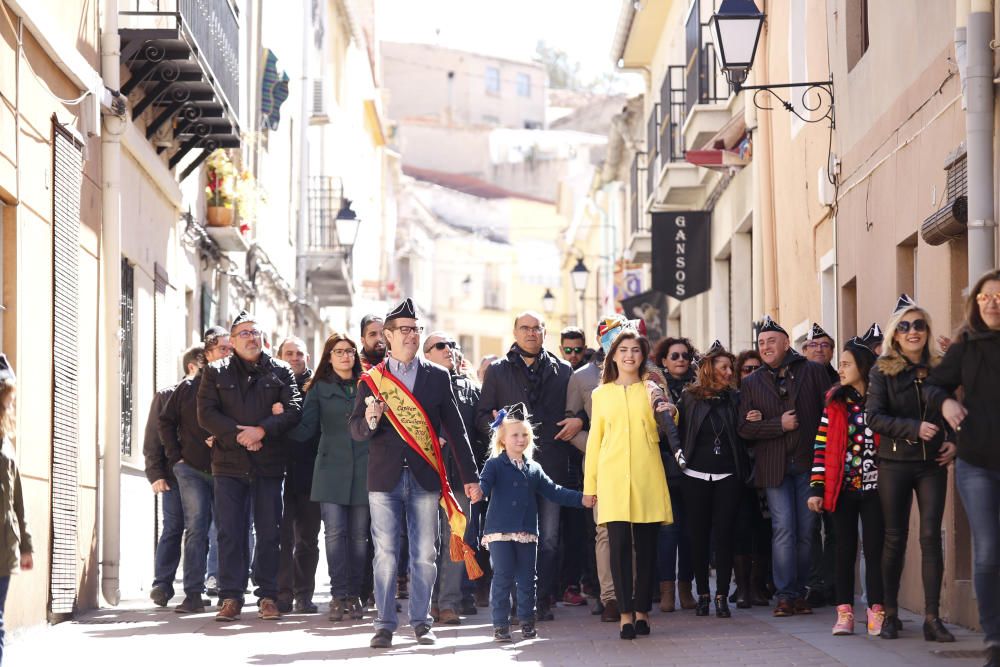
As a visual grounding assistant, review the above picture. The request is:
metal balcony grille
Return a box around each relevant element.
[307,176,344,251]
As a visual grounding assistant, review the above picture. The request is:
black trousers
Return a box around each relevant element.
[830,490,884,607]
[607,521,659,614]
[277,489,322,603]
[879,460,947,616]
[808,512,836,596]
[682,474,742,596]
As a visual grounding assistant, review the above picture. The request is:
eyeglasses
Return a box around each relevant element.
[741,364,761,374]
[562,346,584,354]
[331,348,356,358]
[977,292,1000,305]
[388,325,424,336]
[235,329,263,340]
[517,326,544,334]
[805,341,833,350]
[428,341,457,352]
[896,319,928,334]
[668,352,693,361]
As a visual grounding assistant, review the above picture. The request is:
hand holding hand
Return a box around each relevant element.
[465,483,484,503]
[554,417,583,440]
[151,479,170,493]
[654,401,673,414]
[936,441,957,467]
[941,398,968,432]
[236,425,266,447]
[582,494,596,508]
[806,497,824,514]
[745,410,762,422]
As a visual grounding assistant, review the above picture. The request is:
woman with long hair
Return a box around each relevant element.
[584,330,672,639]
[808,338,884,636]
[289,333,369,622]
[925,269,1000,666]
[867,295,956,642]
[663,341,749,619]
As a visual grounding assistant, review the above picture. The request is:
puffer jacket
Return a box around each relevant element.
[867,352,949,462]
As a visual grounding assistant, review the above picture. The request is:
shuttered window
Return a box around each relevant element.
[153,263,172,389]
[120,259,134,457]
[51,121,82,617]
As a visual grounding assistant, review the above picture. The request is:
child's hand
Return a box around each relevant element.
[19,552,32,571]
[582,494,596,508]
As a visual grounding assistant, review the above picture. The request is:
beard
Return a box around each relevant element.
[364,344,386,364]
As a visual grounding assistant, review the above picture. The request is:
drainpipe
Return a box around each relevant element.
[295,0,310,338]
[749,1,778,318]
[966,0,997,282]
[100,0,124,606]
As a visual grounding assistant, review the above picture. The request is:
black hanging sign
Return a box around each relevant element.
[651,211,711,300]
[620,290,669,343]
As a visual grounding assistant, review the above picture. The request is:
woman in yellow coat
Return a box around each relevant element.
[584,329,672,640]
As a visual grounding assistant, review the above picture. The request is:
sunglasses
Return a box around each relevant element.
[668,352,693,361]
[428,341,457,352]
[977,292,1000,305]
[896,319,928,334]
[563,346,584,354]
[741,364,761,374]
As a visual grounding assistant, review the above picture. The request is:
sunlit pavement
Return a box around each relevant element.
[6,594,988,666]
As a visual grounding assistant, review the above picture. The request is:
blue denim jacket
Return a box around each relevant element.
[478,452,583,536]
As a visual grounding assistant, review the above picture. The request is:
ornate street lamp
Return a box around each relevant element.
[461,275,472,298]
[335,199,361,257]
[709,0,834,127]
[542,288,556,314]
[570,258,589,327]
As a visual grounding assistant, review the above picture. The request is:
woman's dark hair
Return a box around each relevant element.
[306,332,362,392]
[829,344,877,402]
[601,331,651,384]
[687,351,736,400]
[963,269,1000,335]
[734,349,762,389]
[651,337,698,367]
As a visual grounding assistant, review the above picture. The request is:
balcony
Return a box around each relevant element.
[304,177,354,308]
[119,0,241,180]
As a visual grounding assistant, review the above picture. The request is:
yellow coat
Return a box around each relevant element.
[583,381,673,525]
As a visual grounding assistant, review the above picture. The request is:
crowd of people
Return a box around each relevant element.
[115,269,1000,665]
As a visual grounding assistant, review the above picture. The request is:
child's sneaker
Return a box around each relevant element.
[520,622,537,639]
[867,604,885,636]
[832,604,854,635]
[493,626,512,642]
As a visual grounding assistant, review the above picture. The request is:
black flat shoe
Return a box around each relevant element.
[715,595,731,618]
[619,623,636,640]
[635,619,650,635]
[985,645,1000,667]
[880,615,900,639]
[923,617,956,642]
[696,594,710,617]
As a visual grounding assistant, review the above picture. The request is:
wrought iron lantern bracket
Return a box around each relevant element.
[735,77,835,128]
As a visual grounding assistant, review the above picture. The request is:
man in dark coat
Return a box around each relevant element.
[475,311,575,620]
[350,299,481,649]
[197,311,302,622]
[275,336,320,614]
[738,316,832,617]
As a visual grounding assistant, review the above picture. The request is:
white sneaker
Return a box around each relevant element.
[205,576,219,595]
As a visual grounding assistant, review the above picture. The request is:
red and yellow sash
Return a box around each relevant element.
[361,361,483,579]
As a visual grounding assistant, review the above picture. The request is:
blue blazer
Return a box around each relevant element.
[476,452,583,538]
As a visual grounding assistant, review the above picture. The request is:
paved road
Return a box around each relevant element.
[6,595,989,666]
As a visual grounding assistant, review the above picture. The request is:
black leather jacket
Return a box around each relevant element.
[662,389,751,484]
[867,354,949,463]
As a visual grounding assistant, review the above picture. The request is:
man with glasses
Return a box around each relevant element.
[476,311,574,621]
[350,299,482,649]
[802,323,839,384]
[197,311,302,623]
[738,315,832,618]
[559,327,590,371]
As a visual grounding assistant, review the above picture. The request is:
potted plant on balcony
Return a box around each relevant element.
[205,149,236,227]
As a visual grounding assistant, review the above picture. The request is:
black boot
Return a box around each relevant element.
[696,594,710,617]
[984,646,1000,667]
[750,557,770,605]
[733,555,752,609]
[923,617,956,643]
[715,594,732,618]
[880,614,901,639]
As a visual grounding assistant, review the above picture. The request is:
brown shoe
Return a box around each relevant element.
[659,581,676,612]
[678,581,697,610]
[773,599,795,617]
[793,598,813,615]
[438,608,461,625]
[600,599,621,622]
[215,598,242,622]
[258,597,282,620]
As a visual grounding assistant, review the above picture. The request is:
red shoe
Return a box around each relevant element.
[562,586,586,606]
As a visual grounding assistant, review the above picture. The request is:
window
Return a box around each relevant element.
[482,115,500,126]
[523,120,543,130]
[516,72,531,97]
[485,66,500,95]
[846,0,870,71]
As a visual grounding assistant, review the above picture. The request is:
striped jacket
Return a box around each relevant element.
[809,388,880,511]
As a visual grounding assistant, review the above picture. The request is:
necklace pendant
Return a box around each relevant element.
[713,438,722,456]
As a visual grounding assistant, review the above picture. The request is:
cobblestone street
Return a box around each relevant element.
[6,595,988,667]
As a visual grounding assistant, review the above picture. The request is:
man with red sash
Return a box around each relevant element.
[350,298,483,649]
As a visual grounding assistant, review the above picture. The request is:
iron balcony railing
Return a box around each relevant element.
[307,176,344,252]
[121,0,240,117]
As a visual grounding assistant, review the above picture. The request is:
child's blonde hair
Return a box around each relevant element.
[489,417,536,460]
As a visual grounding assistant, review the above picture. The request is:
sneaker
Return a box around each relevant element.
[328,598,345,622]
[215,598,242,622]
[370,629,393,649]
[867,604,885,636]
[258,597,282,620]
[293,598,318,614]
[205,576,219,596]
[832,604,854,635]
[150,587,170,608]
[414,623,436,645]
[562,585,586,606]
[175,595,206,614]
[349,597,365,620]
[520,622,537,639]
[494,626,512,642]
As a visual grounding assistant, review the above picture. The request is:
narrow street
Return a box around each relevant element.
[6,595,986,666]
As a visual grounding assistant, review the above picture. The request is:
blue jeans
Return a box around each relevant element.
[207,520,218,581]
[0,575,9,662]
[489,540,536,627]
[174,462,214,596]
[369,469,440,632]
[765,471,817,601]
[213,475,283,602]
[321,502,371,599]
[536,495,561,605]
[152,485,184,597]
[956,459,1000,647]
[434,492,470,611]
[658,483,693,582]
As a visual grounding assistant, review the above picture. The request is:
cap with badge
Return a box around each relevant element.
[385,298,417,323]
[758,314,788,337]
[893,293,918,315]
[844,336,877,365]
[490,402,530,430]
[231,310,257,329]
[808,322,834,342]
[861,322,884,349]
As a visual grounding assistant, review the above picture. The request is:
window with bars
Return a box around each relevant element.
[120,258,135,457]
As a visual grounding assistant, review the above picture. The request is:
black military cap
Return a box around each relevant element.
[758,315,788,337]
[385,298,417,323]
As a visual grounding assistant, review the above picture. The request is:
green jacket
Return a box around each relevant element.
[0,440,31,577]
[290,377,369,506]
